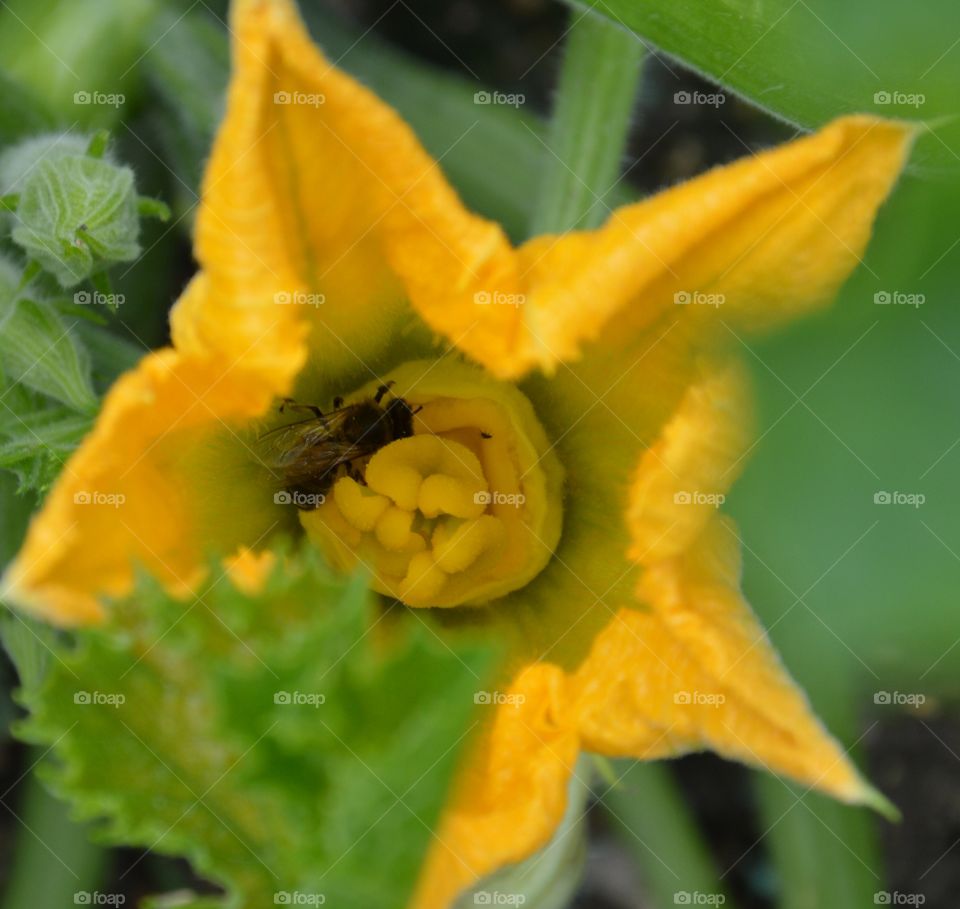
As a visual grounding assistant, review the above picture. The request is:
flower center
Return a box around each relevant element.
[299,359,563,607]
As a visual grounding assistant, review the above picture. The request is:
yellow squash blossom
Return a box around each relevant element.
[2,0,915,905]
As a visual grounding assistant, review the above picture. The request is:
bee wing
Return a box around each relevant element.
[256,419,320,468]
[255,407,378,485]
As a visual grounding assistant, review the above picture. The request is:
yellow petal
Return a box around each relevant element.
[416,340,870,903]
[181,0,914,388]
[412,663,579,909]
[628,360,752,564]
[191,0,518,380]
[574,517,873,804]
[515,116,916,372]
[2,282,294,624]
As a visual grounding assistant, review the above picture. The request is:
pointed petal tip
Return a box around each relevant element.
[855,779,901,823]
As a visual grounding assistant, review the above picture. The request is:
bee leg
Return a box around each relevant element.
[349,465,367,485]
[280,398,324,418]
[481,431,493,439]
[374,381,395,404]
[332,396,344,409]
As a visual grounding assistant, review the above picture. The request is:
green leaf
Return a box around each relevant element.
[74,319,144,387]
[0,70,55,144]
[0,0,159,126]
[756,777,883,909]
[8,549,495,909]
[137,195,172,222]
[143,8,229,210]
[0,258,96,412]
[0,764,109,909]
[570,0,959,173]
[0,132,91,194]
[0,469,33,564]
[85,129,111,159]
[0,389,93,494]
[601,761,736,909]
[0,609,60,693]
[11,154,140,287]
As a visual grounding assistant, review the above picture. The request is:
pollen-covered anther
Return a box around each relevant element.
[299,358,564,608]
[326,437,503,605]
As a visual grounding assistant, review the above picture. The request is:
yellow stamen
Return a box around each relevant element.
[299,358,564,607]
[332,477,390,531]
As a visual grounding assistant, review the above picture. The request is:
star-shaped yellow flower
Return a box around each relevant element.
[3,0,915,906]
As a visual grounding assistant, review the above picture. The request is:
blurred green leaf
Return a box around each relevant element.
[0,257,96,412]
[0,766,109,909]
[12,155,141,287]
[0,471,33,565]
[0,610,59,693]
[728,175,960,696]
[0,0,159,126]
[143,8,229,213]
[602,761,736,909]
[9,549,495,909]
[570,0,960,173]
[0,390,93,495]
[0,72,55,145]
[757,777,883,909]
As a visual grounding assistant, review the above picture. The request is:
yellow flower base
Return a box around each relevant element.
[300,359,564,607]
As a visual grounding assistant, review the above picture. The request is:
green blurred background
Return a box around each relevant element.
[0,0,957,907]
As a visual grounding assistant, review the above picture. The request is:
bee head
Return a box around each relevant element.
[384,397,415,439]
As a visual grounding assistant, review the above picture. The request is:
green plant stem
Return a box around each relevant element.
[0,757,107,909]
[754,668,885,909]
[529,10,645,234]
[602,761,737,908]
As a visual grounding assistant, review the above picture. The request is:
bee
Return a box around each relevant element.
[259,383,417,510]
